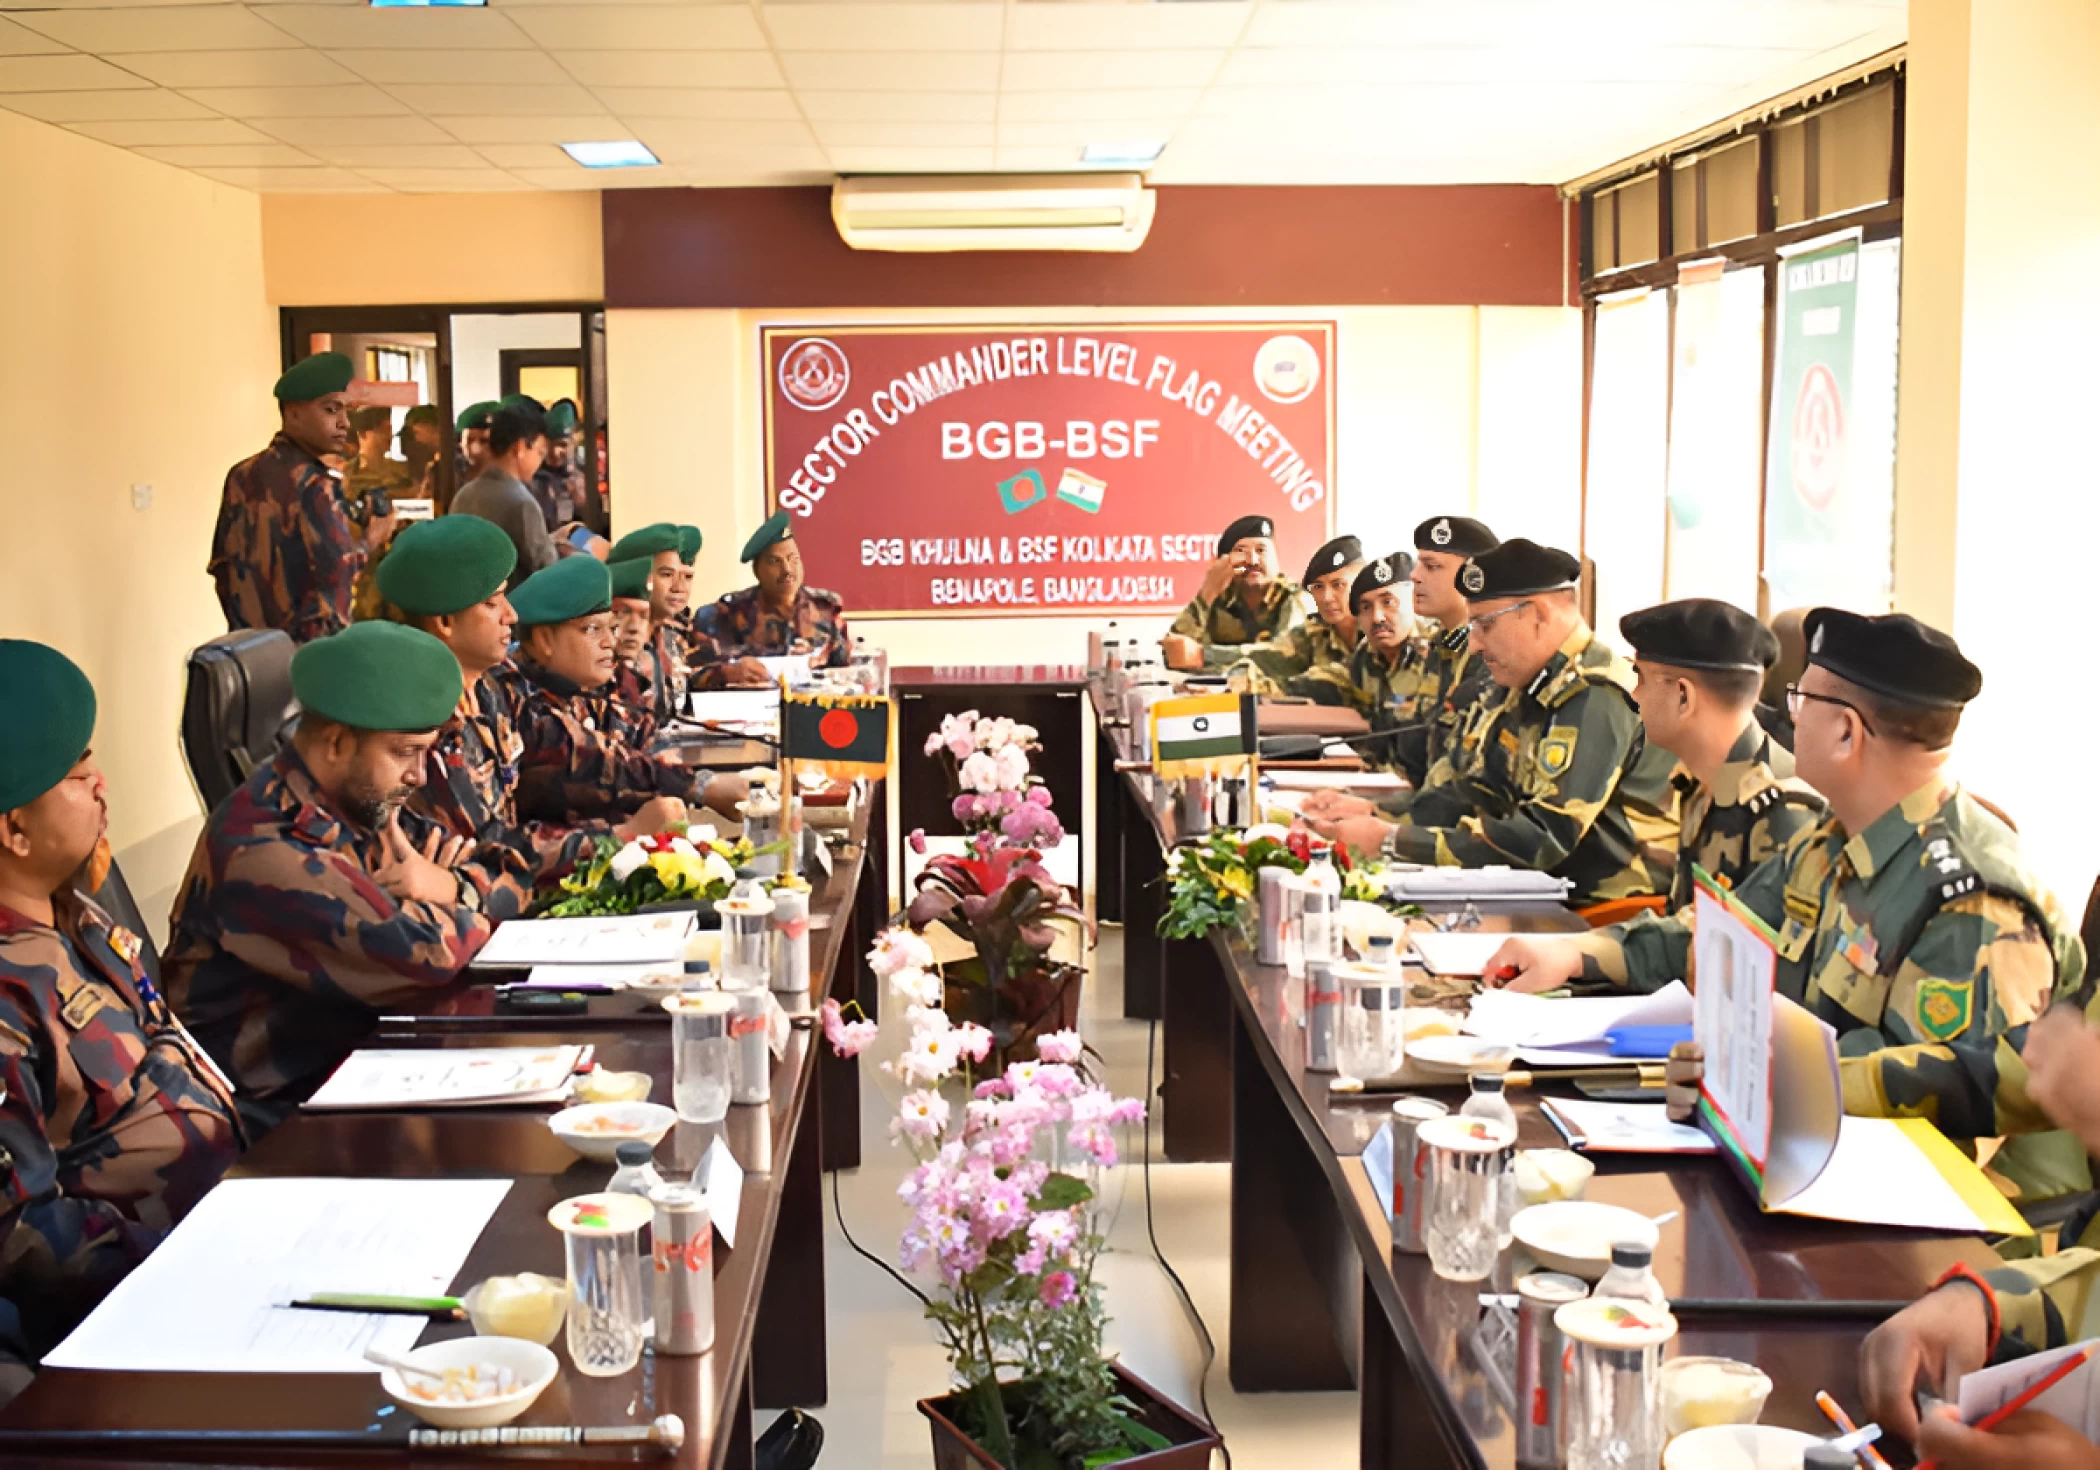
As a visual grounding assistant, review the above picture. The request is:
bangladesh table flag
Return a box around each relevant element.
[1150,691,1257,779]
[782,690,894,779]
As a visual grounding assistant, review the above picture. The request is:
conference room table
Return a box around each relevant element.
[1088,677,2003,1469]
[0,790,883,1470]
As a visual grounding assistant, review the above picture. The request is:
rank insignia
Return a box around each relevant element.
[1915,978,1972,1041]
[59,985,106,1031]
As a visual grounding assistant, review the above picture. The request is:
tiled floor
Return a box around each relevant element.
[816,927,1359,1468]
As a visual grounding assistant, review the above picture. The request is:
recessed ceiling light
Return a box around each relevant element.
[369,0,486,8]
[1081,141,1165,167]
[561,140,660,169]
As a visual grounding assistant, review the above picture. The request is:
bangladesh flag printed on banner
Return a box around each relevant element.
[783,691,894,779]
[1150,691,1257,779]
[1764,236,1860,609]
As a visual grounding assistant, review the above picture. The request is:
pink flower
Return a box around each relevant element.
[1028,1210,1079,1258]
[1026,784,1054,808]
[952,794,980,825]
[973,1180,1029,1240]
[959,751,1000,794]
[1038,1271,1077,1309]
[821,998,878,1059]
[1014,1242,1048,1276]
[922,731,944,757]
[1031,1063,1081,1099]
[973,1077,1012,1099]
[1035,1029,1082,1065]
[908,827,928,855]
[986,1122,1034,1167]
[1069,1121,1120,1168]
[895,1090,951,1142]
[867,926,935,977]
[952,1022,994,1064]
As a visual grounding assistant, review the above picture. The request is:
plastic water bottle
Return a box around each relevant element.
[1365,932,1399,973]
[607,1140,667,1331]
[1591,1239,1669,1308]
[720,872,772,991]
[1460,1073,1521,1247]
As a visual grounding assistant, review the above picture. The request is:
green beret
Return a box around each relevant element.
[455,400,499,433]
[610,523,681,562]
[544,399,578,438]
[676,525,701,565]
[376,517,517,617]
[510,556,612,628]
[291,623,461,733]
[741,511,794,563]
[0,641,95,812]
[274,352,353,404]
[498,393,539,415]
[608,556,653,601]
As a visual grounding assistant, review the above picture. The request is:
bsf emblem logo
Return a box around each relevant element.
[1461,562,1485,594]
[779,337,850,412]
[1372,557,1392,584]
[1431,517,1453,546]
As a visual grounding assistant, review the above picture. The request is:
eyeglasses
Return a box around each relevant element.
[1784,682,1875,736]
[1465,599,1532,637]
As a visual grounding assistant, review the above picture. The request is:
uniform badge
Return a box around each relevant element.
[1372,557,1392,584]
[1431,518,1453,546]
[109,926,142,969]
[1914,978,1972,1041]
[1461,562,1485,594]
[1537,725,1578,778]
[1331,549,1345,567]
[59,985,106,1031]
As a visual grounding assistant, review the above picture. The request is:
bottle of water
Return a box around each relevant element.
[1460,1072,1520,1247]
[1591,1239,1669,1307]
[720,872,772,991]
[1365,932,1399,973]
[607,1141,666,1332]
[1304,849,1341,898]
[680,958,713,995]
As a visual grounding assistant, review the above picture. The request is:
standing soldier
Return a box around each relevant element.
[208,352,388,643]
[398,404,449,510]
[1238,535,1366,705]
[689,512,852,689]
[343,405,410,507]
[1162,513,1304,671]
[533,400,584,531]
[453,400,498,487]
[0,642,243,1367]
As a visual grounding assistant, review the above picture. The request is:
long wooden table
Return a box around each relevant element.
[1089,678,2000,1467]
[0,794,881,1469]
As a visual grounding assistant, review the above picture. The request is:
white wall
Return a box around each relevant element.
[607,304,1584,667]
[450,311,583,414]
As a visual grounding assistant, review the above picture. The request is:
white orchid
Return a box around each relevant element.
[889,965,944,1009]
[869,926,936,977]
[608,841,650,882]
[959,751,1001,794]
[992,744,1030,792]
[667,835,699,857]
[895,1022,963,1084]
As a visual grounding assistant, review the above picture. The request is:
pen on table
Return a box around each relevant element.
[286,1293,465,1321]
[1916,1342,2096,1470]
[1816,1389,1895,1470]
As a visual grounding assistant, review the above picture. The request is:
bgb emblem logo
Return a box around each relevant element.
[779,338,851,412]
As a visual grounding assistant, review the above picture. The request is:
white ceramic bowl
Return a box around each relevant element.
[1405,1034,1518,1075]
[1662,1424,1820,1470]
[546,1101,676,1161]
[378,1334,558,1430]
[1510,1199,1661,1279]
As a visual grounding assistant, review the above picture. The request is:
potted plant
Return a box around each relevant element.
[820,979,1220,1469]
[1157,823,1392,940]
[535,828,789,917]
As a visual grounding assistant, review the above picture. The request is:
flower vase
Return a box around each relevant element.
[917,1363,1220,1470]
[945,961,1083,1071]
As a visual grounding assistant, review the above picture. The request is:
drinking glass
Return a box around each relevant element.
[719,892,774,990]
[548,1193,653,1377]
[663,993,735,1124]
[1555,1297,1677,1470]
[1335,964,1410,1080]
[1419,1114,1516,1282]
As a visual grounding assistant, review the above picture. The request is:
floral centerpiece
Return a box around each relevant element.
[1158,824,1389,939]
[538,828,787,917]
[819,936,1213,1469]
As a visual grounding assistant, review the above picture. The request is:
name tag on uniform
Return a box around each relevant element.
[59,984,107,1031]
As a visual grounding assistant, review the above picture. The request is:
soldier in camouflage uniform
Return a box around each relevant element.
[1237,535,1365,705]
[1308,540,1676,907]
[1162,513,1304,672]
[691,513,853,690]
[1486,598,1826,988]
[530,399,580,530]
[1342,552,1436,767]
[165,623,533,1134]
[0,643,243,1365]
[603,555,662,748]
[608,524,692,723]
[208,352,383,644]
[343,405,412,506]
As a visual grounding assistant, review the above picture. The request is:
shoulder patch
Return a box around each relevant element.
[1538,724,1579,777]
[1914,977,1973,1042]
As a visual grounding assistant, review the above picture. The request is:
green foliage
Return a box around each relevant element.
[1028,1173,1093,1212]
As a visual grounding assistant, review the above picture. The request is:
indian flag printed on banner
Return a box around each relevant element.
[1150,691,1257,779]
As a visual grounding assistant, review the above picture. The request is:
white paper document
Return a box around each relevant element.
[1408,932,1514,977]
[46,1177,511,1373]
[1958,1339,2100,1437]
[1541,1098,1718,1155]
[475,911,696,968]
[1776,1117,2006,1232]
[1464,981,1692,1053]
[1693,883,1777,1169]
[687,688,781,734]
[304,1045,589,1110]
[1263,770,1407,792]
[754,654,813,688]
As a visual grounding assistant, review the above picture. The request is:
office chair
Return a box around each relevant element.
[180,630,298,814]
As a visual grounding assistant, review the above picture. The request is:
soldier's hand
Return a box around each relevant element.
[1915,1406,2100,1470]
[377,811,461,907]
[722,658,772,688]
[1198,554,1236,603]
[1663,1041,1703,1122]
[1315,814,1392,861]
[2022,1005,2100,1156]
[1160,634,1204,671]
[364,511,401,549]
[1481,936,1583,993]
[700,774,748,821]
[617,796,688,843]
[1861,1278,1994,1442]
[419,827,470,871]
[1299,790,1374,820]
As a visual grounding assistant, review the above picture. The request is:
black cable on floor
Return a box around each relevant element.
[831,1164,930,1308]
[1141,1017,1232,1469]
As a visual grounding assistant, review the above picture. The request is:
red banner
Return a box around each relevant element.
[761,322,1335,618]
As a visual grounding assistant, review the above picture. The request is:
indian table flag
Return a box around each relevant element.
[1150,691,1257,779]
[782,690,894,780]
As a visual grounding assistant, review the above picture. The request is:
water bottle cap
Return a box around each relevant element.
[615,1140,655,1166]
[683,959,712,974]
[1609,1239,1652,1268]
[1469,1072,1505,1093]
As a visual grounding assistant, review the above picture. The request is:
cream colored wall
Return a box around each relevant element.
[0,110,279,938]
[261,192,604,306]
[605,304,1583,667]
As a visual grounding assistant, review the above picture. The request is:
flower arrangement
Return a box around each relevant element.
[924,711,1067,849]
[539,828,787,917]
[1158,823,1389,939]
[820,936,1167,1469]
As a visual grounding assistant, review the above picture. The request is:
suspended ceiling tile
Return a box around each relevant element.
[469,141,572,168]
[1001,48,1224,91]
[14,7,302,54]
[249,112,455,144]
[193,164,385,190]
[69,114,275,145]
[0,86,216,120]
[0,54,155,90]
[1006,2,1250,51]
[795,88,995,122]
[434,112,624,142]
[179,82,409,115]
[995,118,1162,148]
[132,139,320,165]
[826,143,996,172]
[779,49,1000,91]
[255,6,535,49]
[810,118,993,148]
[628,115,816,148]
[332,49,573,85]
[586,86,801,119]
[997,87,1197,123]
[762,4,1002,52]
[638,138,829,170]
[559,49,784,87]
[353,165,526,189]
[301,141,491,167]
[993,143,1093,172]
[381,81,602,114]
[0,17,73,55]
[504,163,669,187]
[118,49,357,88]
[506,5,767,50]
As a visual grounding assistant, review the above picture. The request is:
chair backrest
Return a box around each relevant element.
[89,858,161,987]
[2081,873,2100,994]
[180,630,298,814]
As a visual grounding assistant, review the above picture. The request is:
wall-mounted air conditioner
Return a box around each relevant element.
[830,173,1157,253]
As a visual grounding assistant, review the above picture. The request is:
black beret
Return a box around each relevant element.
[1619,599,1778,674]
[1804,608,1981,709]
[1350,551,1414,611]
[511,556,612,629]
[273,352,353,404]
[1459,538,1579,602]
[1302,535,1363,585]
[611,523,681,561]
[291,623,461,732]
[1414,515,1499,557]
[0,641,95,812]
[376,517,516,616]
[1216,515,1275,557]
[608,556,653,601]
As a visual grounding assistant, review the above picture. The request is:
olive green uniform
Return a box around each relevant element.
[1170,579,1304,669]
[1346,628,1436,764]
[1237,616,1361,706]
[1379,621,1500,789]
[1384,624,1678,906]
[1984,1248,2100,1354]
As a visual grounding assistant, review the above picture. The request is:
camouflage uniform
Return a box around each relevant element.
[598,661,660,750]
[1987,1248,2100,1353]
[1347,626,1438,770]
[1598,782,2086,1150]
[498,657,698,826]
[342,450,411,507]
[636,624,687,726]
[529,463,575,530]
[1238,617,1364,706]
[0,892,243,1356]
[1385,624,1677,906]
[1407,624,1502,787]
[1169,579,1305,669]
[207,433,366,644]
[163,745,533,1134]
[703,586,852,666]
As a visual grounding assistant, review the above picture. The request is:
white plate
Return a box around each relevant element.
[380,1334,558,1430]
[1405,1035,1518,1075]
[546,1101,676,1162]
[1510,1200,1660,1279]
[1662,1425,1820,1470]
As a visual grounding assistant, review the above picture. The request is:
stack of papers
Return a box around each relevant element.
[1408,932,1514,977]
[1385,867,1573,903]
[1463,982,1692,1066]
[1542,1098,1717,1155]
[686,687,780,735]
[1959,1338,2100,1435]
[474,911,697,969]
[1776,1116,2030,1234]
[304,1045,591,1110]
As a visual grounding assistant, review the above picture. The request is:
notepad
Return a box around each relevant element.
[1959,1338,2100,1437]
[474,911,697,968]
[304,1045,591,1110]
